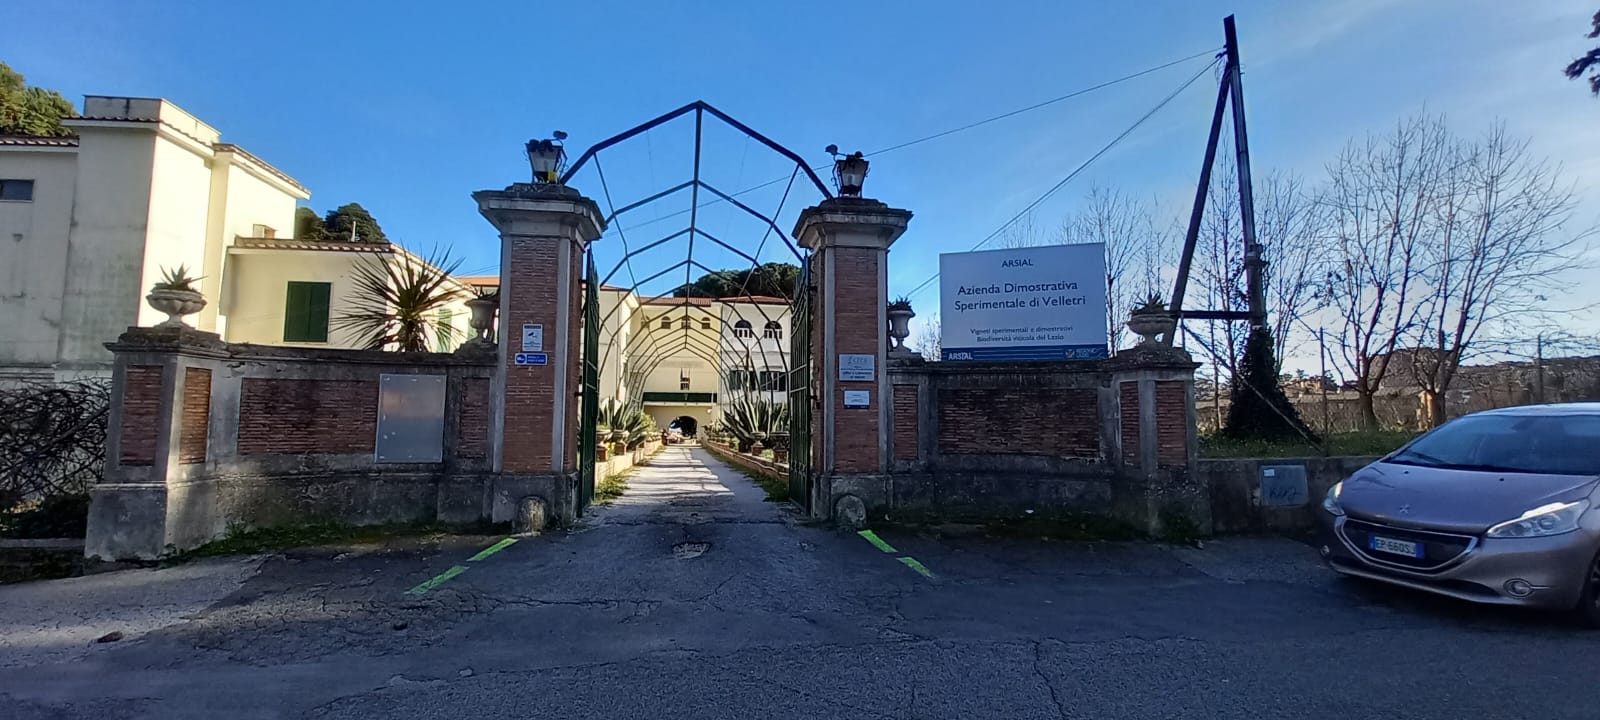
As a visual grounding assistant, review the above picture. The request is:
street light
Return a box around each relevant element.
[826,144,869,197]
[526,131,568,183]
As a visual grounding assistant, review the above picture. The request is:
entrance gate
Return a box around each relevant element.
[559,101,831,514]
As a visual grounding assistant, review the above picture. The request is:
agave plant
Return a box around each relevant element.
[332,246,465,352]
[153,265,202,293]
[722,394,788,453]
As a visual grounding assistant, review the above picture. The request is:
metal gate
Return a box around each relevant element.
[577,250,601,514]
[787,255,814,513]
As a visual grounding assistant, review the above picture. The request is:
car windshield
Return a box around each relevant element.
[1387,412,1600,476]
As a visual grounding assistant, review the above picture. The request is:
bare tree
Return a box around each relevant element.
[1256,172,1330,369]
[1408,124,1586,426]
[913,313,942,361]
[1058,186,1163,349]
[1192,149,1247,385]
[1321,115,1450,430]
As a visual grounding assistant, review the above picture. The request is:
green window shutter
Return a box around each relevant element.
[284,282,331,342]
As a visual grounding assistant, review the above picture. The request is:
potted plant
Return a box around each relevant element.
[146,265,207,328]
[463,287,499,346]
[1125,292,1175,347]
[767,431,790,463]
[886,297,915,352]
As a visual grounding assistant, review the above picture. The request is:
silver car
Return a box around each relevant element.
[1320,403,1600,624]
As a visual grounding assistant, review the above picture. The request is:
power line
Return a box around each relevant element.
[904,56,1223,301]
[611,48,1222,234]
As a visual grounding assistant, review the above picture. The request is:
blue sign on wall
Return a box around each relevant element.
[514,352,549,366]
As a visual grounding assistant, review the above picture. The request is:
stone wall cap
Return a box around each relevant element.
[107,327,496,367]
[888,358,1113,375]
[1105,345,1201,371]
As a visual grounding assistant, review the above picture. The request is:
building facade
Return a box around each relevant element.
[0,96,472,380]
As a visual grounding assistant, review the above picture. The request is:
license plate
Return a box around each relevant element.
[1369,535,1423,559]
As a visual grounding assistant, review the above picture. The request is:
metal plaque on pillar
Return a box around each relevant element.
[376,374,446,463]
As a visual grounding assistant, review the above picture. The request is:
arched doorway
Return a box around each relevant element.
[672,415,699,437]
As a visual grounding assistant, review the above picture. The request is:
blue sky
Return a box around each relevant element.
[5,0,1598,367]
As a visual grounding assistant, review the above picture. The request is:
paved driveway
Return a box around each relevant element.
[2,446,1595,719]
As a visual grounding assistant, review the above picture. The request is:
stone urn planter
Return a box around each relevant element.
[887,298,915,352]
[595,441,610,461]
[1124,293,1175,348]
[464,292,499,346]
[147,288,207,328]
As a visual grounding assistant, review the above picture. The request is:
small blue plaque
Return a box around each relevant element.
[514,352,549,366]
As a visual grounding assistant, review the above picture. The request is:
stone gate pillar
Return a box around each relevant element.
[474,183,605,524]
[793,197,912,518]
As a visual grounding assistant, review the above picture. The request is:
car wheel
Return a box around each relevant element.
[1575,549,1600,628]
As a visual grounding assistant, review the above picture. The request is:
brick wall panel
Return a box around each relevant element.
[178,368,211,465]
[501,236,559,472]
[893,384,920,461]
[1120,382,1141,466]
[1155,380,1189,468]
[830,247,881,473]
[936,387,1100,458]
[456,378,490,459]
[119,365,164,466]
[238,378,377,455]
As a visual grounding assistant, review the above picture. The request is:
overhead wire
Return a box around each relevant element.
[903,55,1224,301]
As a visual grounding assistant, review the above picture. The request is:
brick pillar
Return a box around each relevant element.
[1107,345,1205,537]
[87,326,226,560]
[792,197,912,517]
[474,183,605,523]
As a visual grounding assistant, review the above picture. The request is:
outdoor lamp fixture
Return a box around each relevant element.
[827,144,869,197]
[526,130,568,183]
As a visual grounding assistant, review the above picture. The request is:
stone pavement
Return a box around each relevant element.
[2,445,1597,719]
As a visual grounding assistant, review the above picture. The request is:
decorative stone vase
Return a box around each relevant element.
[1125,311,1175,348]
[146,288,206,328]
[887,307,915,351]
[596,442,609,461]
[608,429,627,444]
[464,293,499,345]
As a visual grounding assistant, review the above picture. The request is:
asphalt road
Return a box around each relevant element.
[3,445,1598,719]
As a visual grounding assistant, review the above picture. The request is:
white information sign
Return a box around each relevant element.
[521,323,544,352]
[843,390,871,408]
[939,244,1109,361]
[838,353,876,381]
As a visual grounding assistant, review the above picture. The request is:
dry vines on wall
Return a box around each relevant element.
[0,379,109,506]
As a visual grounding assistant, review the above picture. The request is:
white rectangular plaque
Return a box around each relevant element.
[838,353,875,381]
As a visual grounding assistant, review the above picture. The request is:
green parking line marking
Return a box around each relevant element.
[857,530,898,554]
[467,537,517,562]
[898,556,935,578]
[406,565,468,595]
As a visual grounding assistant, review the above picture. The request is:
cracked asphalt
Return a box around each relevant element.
[4,445,1599,718]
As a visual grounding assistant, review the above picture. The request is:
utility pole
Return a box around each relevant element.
[1224,15,1268,330]
[1167,14,1268,334]
[1319,328,1331,435]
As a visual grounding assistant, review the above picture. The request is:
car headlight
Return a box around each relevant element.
[1486,500,1589,538]
[1322,482,1345,516]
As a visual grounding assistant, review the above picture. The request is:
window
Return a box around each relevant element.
[679,373,691,391]
[763,320,783,340]
[435,308,454,351]
[659,317,672,329]
[283,281,331,342]
[733,320,754,339]
[700,317,712,330]
[0,179,34,202]
[679,317,690,330]
[759,370,788,392]
[1387,413,1600,476]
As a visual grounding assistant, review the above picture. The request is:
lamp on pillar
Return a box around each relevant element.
[826,144,869,197]
[526,131,568,184]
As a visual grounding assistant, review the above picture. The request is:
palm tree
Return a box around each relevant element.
[332,245,465,352]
